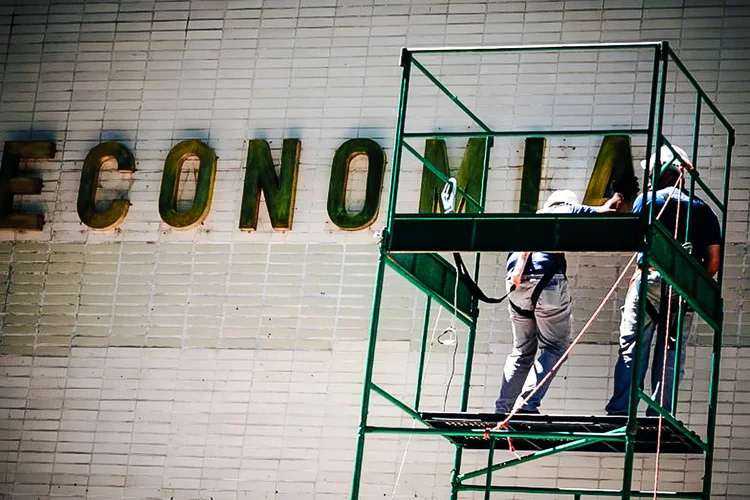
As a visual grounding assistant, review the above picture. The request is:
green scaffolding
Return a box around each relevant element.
[350,41,734,500]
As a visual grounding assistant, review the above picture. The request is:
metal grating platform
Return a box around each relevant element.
[420,412,704,454]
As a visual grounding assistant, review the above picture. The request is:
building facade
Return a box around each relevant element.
[0,1,749,499]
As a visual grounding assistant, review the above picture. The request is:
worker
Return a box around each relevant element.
[495,190,624,414]
[606,145,721,416]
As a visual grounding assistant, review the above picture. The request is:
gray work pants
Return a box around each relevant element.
[495,274,572,413]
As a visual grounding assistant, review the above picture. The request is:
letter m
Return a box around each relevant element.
[418,139,485,213]
[240,139,301,231]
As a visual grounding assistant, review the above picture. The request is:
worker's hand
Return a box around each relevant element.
[598,192,624,212]
[607,192,624,212]
[441,177,457,214]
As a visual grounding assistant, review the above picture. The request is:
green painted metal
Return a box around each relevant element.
[383,48,412,232]
[414,297,431,412]
[408,41,661,54]
[456,484,702,499]
[458,426,626,482]
[350,48,412,500]
[385,253,473,323]
[519,138,544,213]
[623,41,667,500]
[484,439,494,500]
[411,57,492,133]
[350,250,387,500]
[364,426,626,441]
[389,213,643,253]
[690,171,725,213]
[702,137,734,500]
[327,138,386,230]
[371,383,428,424]
[672,99,702,414]
[418,139,487,214]
[351,40,732,500]
[638,389,708,452]
[649,221,722,330]
[666,46,733,134]
[403,127,650,139]
[239,138,300,231]
[403,140,484,213]
[77,141,135,230]
[449,449,463,500]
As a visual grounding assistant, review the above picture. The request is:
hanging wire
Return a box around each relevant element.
[390,304,444,499]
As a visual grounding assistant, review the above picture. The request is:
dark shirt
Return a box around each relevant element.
[506,203,599,279]
[633,187,721,268]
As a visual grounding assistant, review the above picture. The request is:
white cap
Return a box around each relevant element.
[640,144,691,173]
[543,189,579,209]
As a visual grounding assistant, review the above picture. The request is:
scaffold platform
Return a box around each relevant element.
[420,412,704,454]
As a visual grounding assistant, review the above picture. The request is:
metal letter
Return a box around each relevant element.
[327,138,386,230]
[239,139,300,231]
[583,135,639,210]
[0,141,54,231]
[159,139,217,229]
[77,141,135,230]
[419,139,485,214]
[519,138,545,213]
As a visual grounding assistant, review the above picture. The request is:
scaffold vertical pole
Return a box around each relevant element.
[622,41,667,500]
[702,133,733,499]
[350,47,412,500]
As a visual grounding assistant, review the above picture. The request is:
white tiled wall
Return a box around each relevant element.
[0,1,749,499]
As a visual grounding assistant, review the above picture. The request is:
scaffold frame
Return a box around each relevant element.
[350,41,734,500]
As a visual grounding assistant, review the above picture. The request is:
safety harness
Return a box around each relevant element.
[452,252,566,318]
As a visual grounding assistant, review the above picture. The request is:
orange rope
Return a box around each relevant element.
[653,170,685,499]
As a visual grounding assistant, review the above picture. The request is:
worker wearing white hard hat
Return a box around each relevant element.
[607,144,721,416]
[496,189,623,414]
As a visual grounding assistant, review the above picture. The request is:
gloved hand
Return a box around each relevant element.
[441,177,457,214]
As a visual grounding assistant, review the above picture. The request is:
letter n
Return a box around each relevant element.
[418,138,485,214]
[239,139,300,231]
[0,141,55,230]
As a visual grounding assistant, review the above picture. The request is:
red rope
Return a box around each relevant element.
[653,170,685,498]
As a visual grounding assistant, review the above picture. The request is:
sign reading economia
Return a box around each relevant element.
[0,136,638,232]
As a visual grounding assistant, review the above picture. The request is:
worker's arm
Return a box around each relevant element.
[591,193,624,213]
[705,244,720,277]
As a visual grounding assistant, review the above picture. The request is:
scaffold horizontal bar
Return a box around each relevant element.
[648,221,722,331]
[385,253,474,323]
[403,128,650,139]
[402,140,484,212]
[457,426,626,482]
[666,47,735,136]
[407,41,661,54]
[371,383,428,425]
[637,390,708,453]
[389,213,643,253]
[363,426,626,442]
[455,484,702,498]
[690,172,725,214]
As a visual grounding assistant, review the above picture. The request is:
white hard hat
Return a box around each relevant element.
[543,189,579,209]
[640,144,690,173]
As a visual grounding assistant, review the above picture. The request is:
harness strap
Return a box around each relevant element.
[453,253,513,304]
[453,253,566,315]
